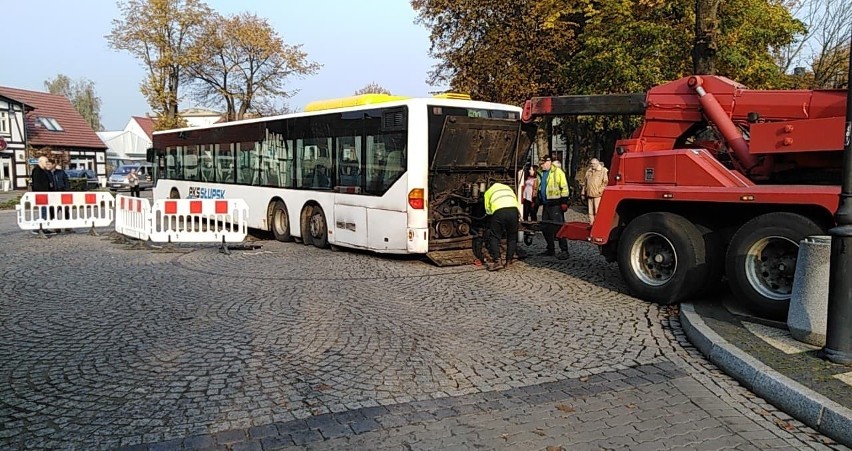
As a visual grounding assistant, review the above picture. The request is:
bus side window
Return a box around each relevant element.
[314,152,331,188]
[338,144,360,187]
[383,150,403,189]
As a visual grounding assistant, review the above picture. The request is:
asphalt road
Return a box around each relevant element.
[0,206,846,450]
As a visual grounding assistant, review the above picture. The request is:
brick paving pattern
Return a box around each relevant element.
[0,209,845,450]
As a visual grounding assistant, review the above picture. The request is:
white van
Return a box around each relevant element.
[108,162,154,192]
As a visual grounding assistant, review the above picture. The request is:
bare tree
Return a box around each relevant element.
[775,0,852,87]
[186,12,320,122]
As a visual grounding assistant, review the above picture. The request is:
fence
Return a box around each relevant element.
[16,192,115,235]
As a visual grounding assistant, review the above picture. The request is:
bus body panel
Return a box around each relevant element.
[333,204,368,248]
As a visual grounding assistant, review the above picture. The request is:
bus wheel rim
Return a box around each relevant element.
[630,232,677,287]
[309,213,323,238]
[745,236,798,301]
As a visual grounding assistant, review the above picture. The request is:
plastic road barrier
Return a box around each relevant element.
[149,198,248,244]
[17,192,114,235]
[114,195,152,241]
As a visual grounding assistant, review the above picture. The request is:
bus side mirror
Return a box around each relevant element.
[146,147,155,163]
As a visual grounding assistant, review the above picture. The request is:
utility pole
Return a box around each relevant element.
[823,32,852,365]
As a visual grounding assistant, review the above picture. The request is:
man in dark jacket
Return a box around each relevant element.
[50,161,70,192]
[30,156,52,191]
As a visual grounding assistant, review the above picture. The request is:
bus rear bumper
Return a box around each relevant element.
[407,228,429,253]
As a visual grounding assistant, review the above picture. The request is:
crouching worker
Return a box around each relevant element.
[483,179,520,271]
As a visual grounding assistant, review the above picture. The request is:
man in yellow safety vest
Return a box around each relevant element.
[483,179,520,271]
[536,154,570,260]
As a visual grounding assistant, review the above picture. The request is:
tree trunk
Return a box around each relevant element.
[692,0,720,75]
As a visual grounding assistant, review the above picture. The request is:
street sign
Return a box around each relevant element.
[27,158,39,165]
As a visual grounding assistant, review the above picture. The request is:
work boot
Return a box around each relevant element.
[556,250,570,260]
[539,249,555,257]
[485,259,503,272]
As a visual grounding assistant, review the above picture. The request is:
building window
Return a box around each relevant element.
[37,117,64,131]
[0,111,9,135]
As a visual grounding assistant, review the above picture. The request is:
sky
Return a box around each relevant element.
[2,1,443,131]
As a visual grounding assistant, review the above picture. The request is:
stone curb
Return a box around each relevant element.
[680,303,852,447]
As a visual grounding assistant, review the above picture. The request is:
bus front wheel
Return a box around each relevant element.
[269,200,292,242]
[309,206,329,249]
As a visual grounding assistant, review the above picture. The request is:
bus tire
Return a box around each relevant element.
[617,212,708,305]
[725,212,823,320]
[309,206,329,249]
[269,200,292,242]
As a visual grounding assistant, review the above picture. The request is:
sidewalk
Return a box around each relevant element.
[682,298,852,447]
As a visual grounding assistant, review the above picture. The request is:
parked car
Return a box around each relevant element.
[65,169,100,191]
[108,163,154,192]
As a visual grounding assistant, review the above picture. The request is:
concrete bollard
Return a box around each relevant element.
[788,235,831,346]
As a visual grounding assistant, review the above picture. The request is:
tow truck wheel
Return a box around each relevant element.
[269,200,292,242]
[726,212,823,320]
[617,212,708,305]
[309,206,330,249]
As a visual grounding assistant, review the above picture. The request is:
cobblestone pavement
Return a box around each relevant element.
[0,209,846,450]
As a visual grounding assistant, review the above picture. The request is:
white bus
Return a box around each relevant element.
[151,93,531,260]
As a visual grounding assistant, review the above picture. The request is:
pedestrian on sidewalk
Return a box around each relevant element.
[581,158,608,225]
[536,155,570,260]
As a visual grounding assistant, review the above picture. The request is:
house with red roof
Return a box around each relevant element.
[0,86,107,190]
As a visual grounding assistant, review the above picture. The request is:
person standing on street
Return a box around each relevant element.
[128,168,140,197]
[50,161,73,232]
[537,155,570,260]
[581,158,608,226]
[31,156,52,192]
[521,165,538,222]
[30,156,54,233]
[483,179,520,271]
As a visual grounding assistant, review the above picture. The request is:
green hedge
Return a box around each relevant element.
[68,178,90,191]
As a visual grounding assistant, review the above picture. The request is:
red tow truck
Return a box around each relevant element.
[523,75,847,318]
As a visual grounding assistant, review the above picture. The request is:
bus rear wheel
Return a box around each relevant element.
[269,200,292,242]
[309,206,329,249]
[617,212,708,305]
[725,212,823,320]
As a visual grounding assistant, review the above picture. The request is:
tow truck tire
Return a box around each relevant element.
[309,206,329,249]
[617,212,708,305]
[269,200,292,242]
[725,212,823,320]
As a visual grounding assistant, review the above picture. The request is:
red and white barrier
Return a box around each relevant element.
[114,195,151,241]
[149,198,248,243]
[16,192,114,232]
